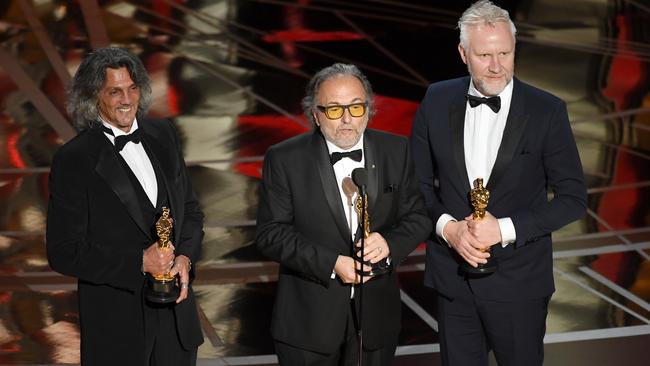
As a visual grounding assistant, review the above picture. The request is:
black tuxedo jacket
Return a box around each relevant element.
[410,76,587,301]
[46,118,204,365]
[256,129,431,354]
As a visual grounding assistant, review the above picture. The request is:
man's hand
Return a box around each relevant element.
[334,255,372,284]
[355,232,390,263]
[143,242,175,275]
[465,211,502,249]
[170,255,191,304]
[443,220,489,268]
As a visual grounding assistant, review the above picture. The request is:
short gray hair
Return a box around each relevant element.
[67,47,152,130]
[302,63,375,125]
[458,0,517,49]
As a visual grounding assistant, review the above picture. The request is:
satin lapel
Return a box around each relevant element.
[363,133,379,214]
[93,129,150,238]
[450,96,471,194]
[486,80,529,193]
[141,125,182,245]
[313,131,352,243]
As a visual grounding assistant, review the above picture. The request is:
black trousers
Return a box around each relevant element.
[144,302,197,366]
[437,282,550,366]
[274,301,397,366]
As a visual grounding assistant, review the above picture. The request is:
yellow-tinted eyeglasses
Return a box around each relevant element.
[316,102,368,119]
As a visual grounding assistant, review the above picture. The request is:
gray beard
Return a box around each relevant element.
[468,65,512,96]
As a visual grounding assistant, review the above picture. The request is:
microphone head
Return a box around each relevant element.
[352,168,368,187]
[342,177,358,198]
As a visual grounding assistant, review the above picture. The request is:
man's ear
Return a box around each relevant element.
[458,44,468,65]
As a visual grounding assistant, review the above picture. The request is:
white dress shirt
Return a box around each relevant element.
[327,138,365,241]
[326,137,365,297]
[436,80,517,247]
[101,119,158,207]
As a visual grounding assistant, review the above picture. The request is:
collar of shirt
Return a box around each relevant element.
[464,78,514,187]
[100,117,158,206]
[467,78,514,114]
[325,136,365,190]
[100,118,140,145]
[325,134,364,157]
[325,134,364,234]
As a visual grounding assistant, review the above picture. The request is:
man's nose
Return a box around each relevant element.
[120,90,132,104]
[341,108,352,123]
[488,55,502,73]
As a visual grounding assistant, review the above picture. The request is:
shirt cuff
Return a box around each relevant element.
[436,214,456,246]
[497,217,517,247]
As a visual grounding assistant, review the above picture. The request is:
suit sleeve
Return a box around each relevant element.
[168,120,204,270]
[255,148,339,286]
[46,149,142,292]
[379,141,433,265]
[511,101,587,247]
[409,87,449,226]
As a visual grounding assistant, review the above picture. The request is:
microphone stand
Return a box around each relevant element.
[357,185,366,366]
[351,167,368,366]
[341,176,363,365]
[352,168,370,366]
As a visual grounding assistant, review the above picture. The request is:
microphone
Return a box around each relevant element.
[351,168,368,191]
[342,177,358,207]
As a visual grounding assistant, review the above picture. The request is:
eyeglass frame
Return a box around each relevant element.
[316,102,369,120]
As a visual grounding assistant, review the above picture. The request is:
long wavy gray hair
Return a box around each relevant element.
[67,47,152,130]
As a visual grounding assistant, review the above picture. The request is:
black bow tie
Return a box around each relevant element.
[330,149,362,165]
[101,126,142,151]
[467,94,501,113]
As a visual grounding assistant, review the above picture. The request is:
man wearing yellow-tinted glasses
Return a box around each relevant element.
[316,102,368,120]
[256,63,431,366]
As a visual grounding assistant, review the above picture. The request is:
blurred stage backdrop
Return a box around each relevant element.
[0,0,648,365]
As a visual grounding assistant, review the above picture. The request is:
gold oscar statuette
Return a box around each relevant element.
[354,194,391,276]
[145,207,180,303]
[461,178,498,274]
[470,178,489,220]
[355,194,370,240]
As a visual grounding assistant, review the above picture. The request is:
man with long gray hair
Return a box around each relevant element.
[46,47,204,365]
[256,63,431,365]
[410,1,587,365]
